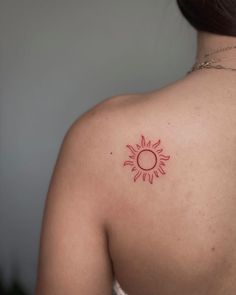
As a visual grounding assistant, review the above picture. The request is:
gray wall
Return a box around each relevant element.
[0,0,196,293]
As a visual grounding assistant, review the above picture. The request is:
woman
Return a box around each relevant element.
[36,1,236,294]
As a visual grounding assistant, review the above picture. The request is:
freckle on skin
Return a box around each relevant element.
[211,247,216,252]
[110,152,113,155]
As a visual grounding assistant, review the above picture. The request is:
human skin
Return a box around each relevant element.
[36,32,236,295]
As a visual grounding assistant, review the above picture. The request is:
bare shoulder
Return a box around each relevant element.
[66,83,180,144]
[63,93,143,160]
[62,88,179,191]
[64,76,236,194]
[63,76,216,182]
[63,88,172,165]
[59,93,149,192]
[63,91,154,160]
[62,76,219,193]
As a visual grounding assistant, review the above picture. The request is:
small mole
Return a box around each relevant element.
[211,247,216,252]
[110,152,113,155]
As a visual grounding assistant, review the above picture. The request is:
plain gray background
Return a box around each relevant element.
[0,0,196,293]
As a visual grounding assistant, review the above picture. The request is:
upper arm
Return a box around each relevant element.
[36,115,114,295]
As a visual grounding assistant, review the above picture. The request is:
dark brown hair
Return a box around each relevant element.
[177,0,236,37]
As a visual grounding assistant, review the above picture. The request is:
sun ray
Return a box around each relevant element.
[141,135,146,147]
[157,149,163,154]
[129,155,135,159]
[158,166,166,175]
[154,170,159,178]
[127,145,137,155]
[134,171,142,182]
[136,144,141,150]
[152,140,161,149]
[143,173,147,181]
[148,173,154,184]
[147,141,151,147]
[160,161,166,166]
[132,166,137,172]
[160,154,170,161]
[124,161,134,166]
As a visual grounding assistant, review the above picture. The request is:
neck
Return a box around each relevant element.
[196,31,236,62]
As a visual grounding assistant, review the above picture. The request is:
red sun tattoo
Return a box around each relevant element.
[124,135,170,184]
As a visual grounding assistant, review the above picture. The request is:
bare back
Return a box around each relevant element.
[104,71,236,294]
[36,70,236,295]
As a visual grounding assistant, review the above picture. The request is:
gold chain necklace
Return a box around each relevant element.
[187,45,236,74]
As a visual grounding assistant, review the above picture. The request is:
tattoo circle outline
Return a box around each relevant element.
[137,149,158,171]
